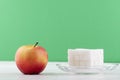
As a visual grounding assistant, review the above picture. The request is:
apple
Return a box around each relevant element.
[15,42,48,74]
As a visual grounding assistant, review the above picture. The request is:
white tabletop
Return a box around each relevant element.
[0,61,120,80]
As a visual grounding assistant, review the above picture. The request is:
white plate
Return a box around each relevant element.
[56,63,119,74]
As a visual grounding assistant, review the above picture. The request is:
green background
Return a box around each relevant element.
[0,0,120,62]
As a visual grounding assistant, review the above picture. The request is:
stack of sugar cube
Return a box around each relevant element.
[68,49,104,68]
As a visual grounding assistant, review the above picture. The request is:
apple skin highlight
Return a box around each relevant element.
[15,45,48,74]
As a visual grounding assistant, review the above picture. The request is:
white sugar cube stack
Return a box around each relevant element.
[68,49,104,68]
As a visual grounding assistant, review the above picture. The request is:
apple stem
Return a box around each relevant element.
[34,42,39,47]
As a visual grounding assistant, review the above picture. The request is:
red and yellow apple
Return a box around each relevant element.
[15,42,48,74]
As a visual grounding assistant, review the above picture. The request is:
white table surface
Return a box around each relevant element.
[0,61,120,80]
